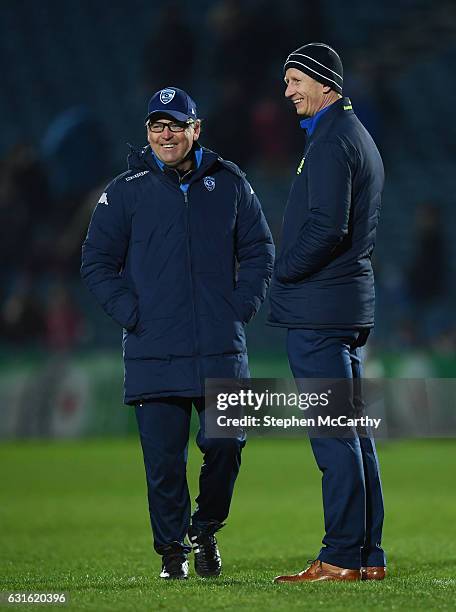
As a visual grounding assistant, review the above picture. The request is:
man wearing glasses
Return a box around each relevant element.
[81,87,274,580]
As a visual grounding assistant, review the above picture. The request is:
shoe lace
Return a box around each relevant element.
[306,558,321,569]
[194,535,219,569]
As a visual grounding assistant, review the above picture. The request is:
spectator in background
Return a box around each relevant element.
[1,276,44,345]
[142,2,196,94]
[343,57,383,150]
[45,282,84,352]
[205,0,316,174]
[0,144,51,281]
[407,201,450,345]
[207,0,250,84]
[204,78,252,168]
[249,79,298,173]
[408,202,448,304]
[207,0,287,92]
[41,106,112,201]
[39,107,113,276]
[285,1,325,50]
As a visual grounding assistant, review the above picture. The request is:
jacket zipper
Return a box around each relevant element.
[181,183,202,395]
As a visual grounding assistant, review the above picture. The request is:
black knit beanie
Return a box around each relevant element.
[284,42,343,94]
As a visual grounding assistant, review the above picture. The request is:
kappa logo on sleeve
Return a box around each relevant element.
[203,176,216,191]
[98,192,109,205]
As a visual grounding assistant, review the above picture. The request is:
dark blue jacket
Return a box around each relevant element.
[268,97,384,329]
[81,144,274,403]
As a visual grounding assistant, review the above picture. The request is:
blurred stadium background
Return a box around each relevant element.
[0,0,455,438]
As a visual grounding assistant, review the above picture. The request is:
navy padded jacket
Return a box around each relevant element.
[268,97,384,329]
[81,144,274,404]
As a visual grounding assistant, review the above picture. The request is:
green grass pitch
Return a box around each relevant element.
[1,437,455,611]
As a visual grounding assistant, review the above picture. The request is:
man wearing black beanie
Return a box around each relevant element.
[284,42,344,95]
[268,43,387,582]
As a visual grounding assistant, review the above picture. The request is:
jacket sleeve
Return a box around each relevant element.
[232,177,275,323]
[80,180,139,331]
[275,140,352,283]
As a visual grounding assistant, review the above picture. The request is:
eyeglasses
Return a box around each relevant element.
[146,120,194,133]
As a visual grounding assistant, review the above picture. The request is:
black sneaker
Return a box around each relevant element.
[188,522,224,577]
[159,544,189,580]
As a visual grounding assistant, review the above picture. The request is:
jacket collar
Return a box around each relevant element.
[300,105,331,136]
[128,142,217,175]
[127,142,243,183]
[149,143,204,173]
[299,97,353,138]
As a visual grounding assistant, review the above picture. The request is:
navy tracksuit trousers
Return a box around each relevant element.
[287,328,386,569]
[135,398,245,554]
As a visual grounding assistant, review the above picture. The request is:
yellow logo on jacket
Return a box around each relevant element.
[297,157,305,175]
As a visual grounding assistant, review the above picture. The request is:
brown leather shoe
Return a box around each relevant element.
[361,566,386,580]
[274,560,361,583]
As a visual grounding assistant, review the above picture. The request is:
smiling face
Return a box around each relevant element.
[284,68,329,117]
[147,116,201,169]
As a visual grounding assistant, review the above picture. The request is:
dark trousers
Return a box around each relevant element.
[135,397,245,555]
[287,328,386,569]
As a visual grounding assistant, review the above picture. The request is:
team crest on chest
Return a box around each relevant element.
[160,88,176,104]
[204,176,216,191]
